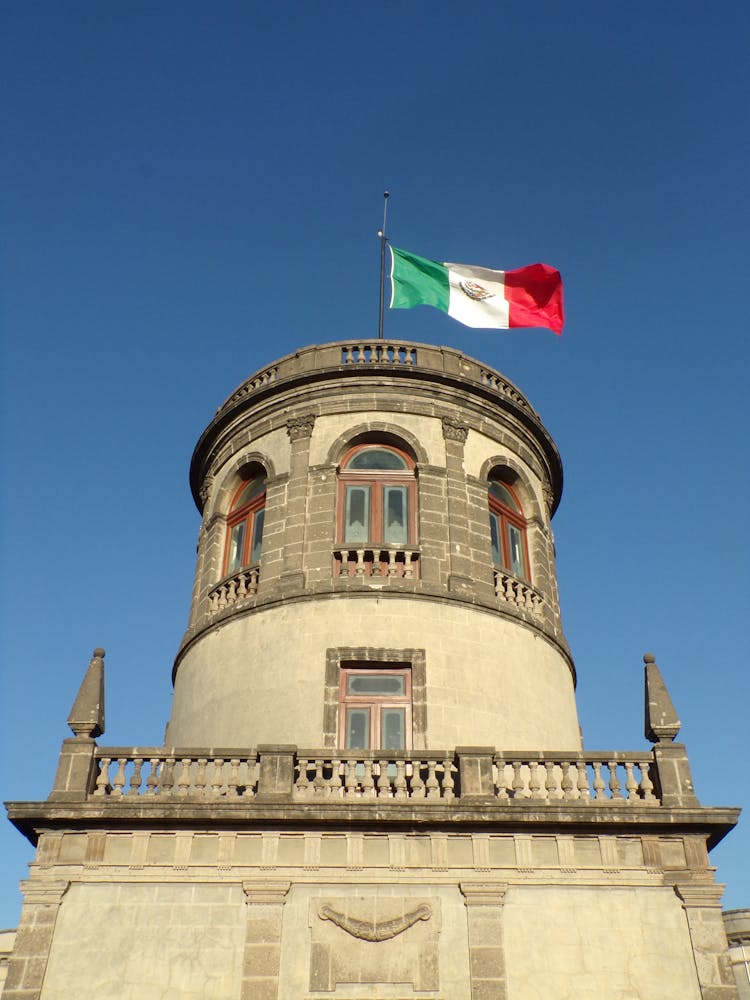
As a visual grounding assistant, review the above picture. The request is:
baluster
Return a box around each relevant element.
[313,759,326,797]
[160,757,175,794]
[356,345,367,364]
[209,592,218,612]
[512,761,526,799]
[227,579,237,605]
[624,762,638,802]
[146,758,160,796]
[393,760,408,799]
[425,760,439,800]
[504,576,514,602]
[377,761,391,798]
[345,759,359,798]
[494,758,509,801]
[236,573,247,599]
[355,550,366,577]
[404,553,415,579]
[608,761,622,801]
[409,760,424,798]
[176,758,191,796]
[250,567,259,593]
[592,762,606,800]
[330,758,343,797]
[545,761,558,800]
[493,570,501,597]
[111,758,127,798]
[561,761,576,800]
[217,584,228,610]
[227,758,241,798]
[195,758,208,794]
[639,761,656,803]
[442,757,455,801]
[211,758,225,797]
[529,761,544,799]
[387,550,398,577]
[296,758,310,798]
[361,760,375,798]
[577,760,591,801]
[128,758,143,796]
[94,757,111,797]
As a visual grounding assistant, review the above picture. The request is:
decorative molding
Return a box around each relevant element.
[442,415,469,443]
[460,881,508,907]
[198,475,214,507]
[318,903,432,941]
[673,883,726,909]
[20,879,70,907]
[286,414,316,441]
[242,879,290,906]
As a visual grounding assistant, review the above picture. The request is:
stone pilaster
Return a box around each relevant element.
[241,880,290,1000]
[281,414,315,590]
[3,880,68,1000]
[461,881,508,1000]
[441,416,473,595]
[674,883,739,1000]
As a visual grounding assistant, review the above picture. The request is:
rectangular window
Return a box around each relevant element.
[383,486,408,545]
[339,665,411,750]
[344,485,370,543]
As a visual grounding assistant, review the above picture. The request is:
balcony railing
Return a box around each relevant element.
[333,548,420,579]
[207,566,259,613]
[87,747,660,806]
[494,570,544,618]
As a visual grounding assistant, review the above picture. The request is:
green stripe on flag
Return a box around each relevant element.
[390,246,450,312]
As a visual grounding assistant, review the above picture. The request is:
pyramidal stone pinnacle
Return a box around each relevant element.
[643,652,681,743]
[67,647,106,738]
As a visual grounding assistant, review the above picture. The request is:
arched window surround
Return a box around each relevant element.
[487,472,531,582]
[223,471,267,576]
[336,443,418,548]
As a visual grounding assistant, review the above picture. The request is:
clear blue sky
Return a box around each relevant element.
[1,3,748,928]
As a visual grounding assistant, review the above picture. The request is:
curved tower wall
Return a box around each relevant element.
[168,340,580,751]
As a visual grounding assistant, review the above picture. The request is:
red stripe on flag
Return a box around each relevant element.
[505,263,564,335]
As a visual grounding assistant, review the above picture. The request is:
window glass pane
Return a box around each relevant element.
[227,522,245,574]
[250,507,265,564]
[383,486,408,544]
[347,448,407,470]
[381,709,405,750]
[346,709,370,749]
[348,675,405,696]
[489,512,502,566]
[489,480,518,510]
[345,485,370,543]
[233,476,265,510]
[508,523,526,578]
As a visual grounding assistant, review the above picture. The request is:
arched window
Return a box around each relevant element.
[224,474,266,576]
[488,476,529,580]
[338,444,416,546]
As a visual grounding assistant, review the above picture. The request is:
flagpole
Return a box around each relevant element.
[377,190,389,340]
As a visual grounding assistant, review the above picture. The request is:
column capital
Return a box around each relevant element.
[441,415,468,443]
[286,414,316,441]
[673,882,726,909]
[460,880,508,907]
[242,880,291,905]
[19,879,70,906]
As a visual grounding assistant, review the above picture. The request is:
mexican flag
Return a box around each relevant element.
[389,245,564,335]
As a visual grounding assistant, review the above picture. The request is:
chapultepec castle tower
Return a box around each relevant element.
[3,339,744,999]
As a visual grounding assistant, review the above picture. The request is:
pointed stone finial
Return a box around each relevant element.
[644,652,681,743]
[67,648,106,738]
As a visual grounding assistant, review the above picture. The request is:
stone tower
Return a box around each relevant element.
[4,339,741,999]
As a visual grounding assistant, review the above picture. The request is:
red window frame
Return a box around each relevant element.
[488,479,531,581]
[223,477,266,576]
[336,444,417,546]
[338,666,412,750]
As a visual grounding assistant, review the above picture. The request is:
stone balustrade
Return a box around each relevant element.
[92,751,259,799]
[494,570,544,618]
[294,754,457,801]
[87,747,659,806]
[333,548,420,579]
[217,340,540,421]
[207,566,259,613]
[493,754,657,805]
